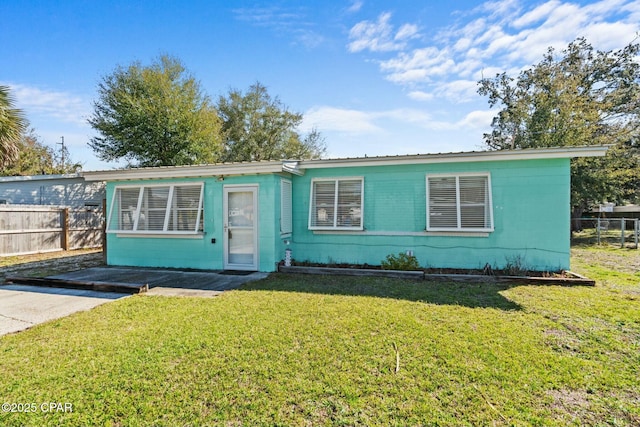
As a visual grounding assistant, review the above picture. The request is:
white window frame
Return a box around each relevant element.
[426,173,494,233]
[280,179,292,236]
[308,177,364,231]
[107,182,204,235]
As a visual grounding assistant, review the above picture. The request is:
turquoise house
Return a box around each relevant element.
[83,146,607,272]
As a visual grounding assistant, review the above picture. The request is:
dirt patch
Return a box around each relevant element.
[0,249,104,282]
[547,388,640,426]
[547,389,592,422]
[572,248,640,274]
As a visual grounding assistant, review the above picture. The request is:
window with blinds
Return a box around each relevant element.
[107,183,204,234]
[309,178,363,230]
[280,179,292,235]
[427,174,493,232]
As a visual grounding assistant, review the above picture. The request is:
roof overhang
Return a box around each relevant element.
[297,145,610,169]
[81,146,610,182]
[0,173,82,183]
[82,161,302,182]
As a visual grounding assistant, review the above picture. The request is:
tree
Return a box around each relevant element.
[217,82,326,162]
[1,125,81,176]
[88,55,223,167]
[478,38,640,222]
[0,85,27,169]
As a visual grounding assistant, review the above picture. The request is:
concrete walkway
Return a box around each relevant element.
[0,285,128,336]
[1,266,269,336]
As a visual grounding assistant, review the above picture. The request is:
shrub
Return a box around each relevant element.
[381,252,421,271]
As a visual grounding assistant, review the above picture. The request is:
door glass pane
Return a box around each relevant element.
[228,228,254,265]
[228,192,254,227]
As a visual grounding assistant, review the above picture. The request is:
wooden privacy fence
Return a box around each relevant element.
[0,205,104,256]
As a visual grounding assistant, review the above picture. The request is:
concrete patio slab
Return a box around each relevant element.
[1,267,269,336]
[0,285,128,336]
[49,266,269,296]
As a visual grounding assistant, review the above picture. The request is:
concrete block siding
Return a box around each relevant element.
[87,147,606,273]
[289,158,570,271]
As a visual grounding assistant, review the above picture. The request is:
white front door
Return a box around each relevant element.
[223,186,258,270]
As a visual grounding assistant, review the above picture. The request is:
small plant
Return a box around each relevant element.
[503,254,529,276]
[381,252,421,271]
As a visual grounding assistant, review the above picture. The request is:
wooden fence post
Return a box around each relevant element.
[61,207,70,251]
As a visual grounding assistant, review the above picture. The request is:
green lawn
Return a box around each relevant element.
[0,249,638,426]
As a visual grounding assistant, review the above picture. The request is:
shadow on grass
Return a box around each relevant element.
[242,273,522,311]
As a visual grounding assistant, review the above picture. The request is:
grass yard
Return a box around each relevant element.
[0,248,638,426]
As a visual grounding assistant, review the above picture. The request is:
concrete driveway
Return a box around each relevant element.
[1,266,269,336]
[0,285,128,337]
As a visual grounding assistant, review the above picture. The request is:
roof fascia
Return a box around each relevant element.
[0,173,81,182]
[298,146,610,169]
[82,162,286,182]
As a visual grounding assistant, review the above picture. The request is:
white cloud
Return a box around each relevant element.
[437,80,479,102]
[5,83,90,127]
[348,12,420,53]
[301,106,382,134]
[456,109,494,130]
[380,47,454,83]
[381,108,434,125]
[302,106,452,134]
[346,0,364,14]
[408,90,434,101]
[512,0,560,28]
[301,104,497,138]
[395,23,420,41]
[233,6,324,49]
[347,0,640,103]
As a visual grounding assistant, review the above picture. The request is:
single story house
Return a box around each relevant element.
[0,173,105,208]
[82,146,608,272]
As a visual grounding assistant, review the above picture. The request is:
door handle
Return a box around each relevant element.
[228,229,232,239]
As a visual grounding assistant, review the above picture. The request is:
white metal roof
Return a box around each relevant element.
[81,145,610,181]
[0,173,82,182]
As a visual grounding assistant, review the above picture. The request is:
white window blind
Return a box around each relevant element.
[280,179,292,234]
[309,178,363,230]
[427,174,493,231]
[108,183,204,234]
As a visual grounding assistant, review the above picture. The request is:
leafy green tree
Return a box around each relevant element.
[217,82,326,162]
[478,38,640,221]
[88,55,223,167]
[0,85,27,169]
[1,126,81,176]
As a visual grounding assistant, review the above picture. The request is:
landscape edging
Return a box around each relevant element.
[278,265,595,285]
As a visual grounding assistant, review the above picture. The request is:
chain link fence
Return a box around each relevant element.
[572,218,639,249]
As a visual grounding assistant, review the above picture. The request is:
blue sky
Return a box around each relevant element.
[2,0,638,170]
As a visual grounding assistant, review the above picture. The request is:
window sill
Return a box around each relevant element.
[424,231,490,237]
[111,232,204,239]
[310,227,364,233]
[312,230,491,237]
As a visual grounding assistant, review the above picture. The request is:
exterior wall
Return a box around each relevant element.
[289,158,571,271]
[105,174,288,272]
[0,175,105,207]
[104,157,572,272]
